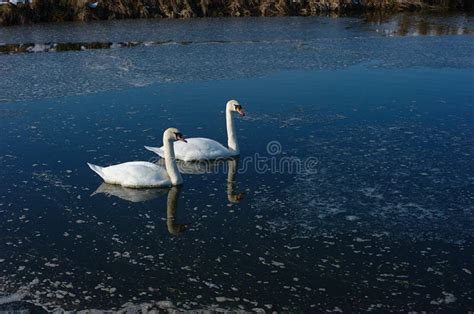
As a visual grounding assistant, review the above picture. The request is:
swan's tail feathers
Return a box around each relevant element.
[87,163,107,181]
[144,146,164,157]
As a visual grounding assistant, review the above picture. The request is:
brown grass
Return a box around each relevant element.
[0,0,472,26]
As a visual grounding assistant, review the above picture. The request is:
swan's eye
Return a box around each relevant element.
[235,105,241,110]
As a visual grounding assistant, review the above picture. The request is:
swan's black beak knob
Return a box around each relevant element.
[175,132,187,143]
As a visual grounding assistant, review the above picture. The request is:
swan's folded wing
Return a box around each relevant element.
[102,162,171,188]
[144,146,164,158]
[174,138,234,161]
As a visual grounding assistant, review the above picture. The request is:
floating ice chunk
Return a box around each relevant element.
[345,215,359,221]
[157,300,173,308]
[430,292,457,305]
[203,281,219,289]
[44,262,59,267]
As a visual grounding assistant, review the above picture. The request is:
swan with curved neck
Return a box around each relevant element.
[87,128,187,188]
[145,100,245,161]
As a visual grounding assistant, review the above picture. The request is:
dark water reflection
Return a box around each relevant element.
[0,13,472,55]
[92,183,169,203]
[364,11,474,36]
[0,15,473,313]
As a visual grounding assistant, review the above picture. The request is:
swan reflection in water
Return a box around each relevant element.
[167,157,246,204]
[165,186,188,235]
[92,183,168,202]
[158,157,245,204]
[92,184,187,236]
[226,158,245,204]
[91,158,244,235]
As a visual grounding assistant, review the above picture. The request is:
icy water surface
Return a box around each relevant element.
[0,14,473,312]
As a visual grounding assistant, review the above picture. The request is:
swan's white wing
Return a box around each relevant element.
[144,146,164,158]
[174,138,235,161]
[100,161,171,188]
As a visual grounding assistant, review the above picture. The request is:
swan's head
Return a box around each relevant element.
[164,127,187,143]
[226,100,245,117]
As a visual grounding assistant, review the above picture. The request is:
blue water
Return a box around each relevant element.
[0,14,473,312]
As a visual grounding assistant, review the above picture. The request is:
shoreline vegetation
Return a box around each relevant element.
[0,0,472,26]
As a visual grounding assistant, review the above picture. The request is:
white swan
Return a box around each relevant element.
[145,100,245,161]
[87,128,187,188]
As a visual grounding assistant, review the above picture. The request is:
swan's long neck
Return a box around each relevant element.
[163,137,183,186]
[226,108,239,154]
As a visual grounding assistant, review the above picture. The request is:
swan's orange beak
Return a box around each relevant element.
[237,107,245,117]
